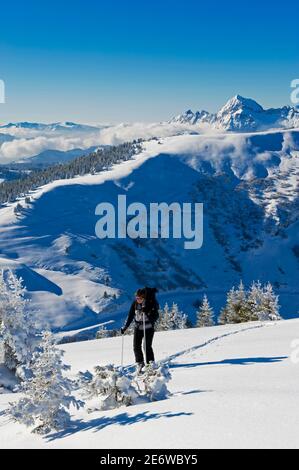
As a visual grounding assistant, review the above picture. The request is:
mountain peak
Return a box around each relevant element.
[220,95,264,114]
[169,94,299,131]
[170,108,212,125]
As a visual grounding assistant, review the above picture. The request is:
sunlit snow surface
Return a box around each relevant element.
[0,320,298,448]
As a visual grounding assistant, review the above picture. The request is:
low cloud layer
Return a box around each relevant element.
[0,122,211,164]
[0,120,291,169]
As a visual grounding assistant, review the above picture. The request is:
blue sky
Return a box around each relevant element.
[0,0,298,123]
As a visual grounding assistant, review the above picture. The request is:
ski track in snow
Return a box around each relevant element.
[163,323,268,365]
[123,322,268,373]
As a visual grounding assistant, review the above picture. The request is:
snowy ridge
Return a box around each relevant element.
[0,130,298,331]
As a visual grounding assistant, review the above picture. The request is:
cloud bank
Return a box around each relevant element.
[0,122,211,164]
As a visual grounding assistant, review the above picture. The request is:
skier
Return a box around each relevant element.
[121,287,159,373]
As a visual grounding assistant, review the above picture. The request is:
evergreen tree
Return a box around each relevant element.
[0,269,38,375]
[80,364,139,411]
[156,303,188,331]
[170,303,188,329]
[155,303,172,331]
[218,304,230,325]
[196,295,215,327]
[218,281,251,324]
[247,281,263,321]
[9,331,83,434]
[259,283,281,321]
[139,362,171,401]
[96,325,109,339]
[219,280,282,325]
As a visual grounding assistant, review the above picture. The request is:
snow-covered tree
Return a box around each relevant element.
[0,269,38,374]
[219,280,282,325]
[170,303,188,329]
[156,303,188,331]
[80,364,139,411]
[9,331,83,434]
[138,362,171,401]
[155,303,172,331]
[219,281,251,324]
[196,295,215,327]
[259,282,281,321]
[96,325,109,339]
[247,281,264,321]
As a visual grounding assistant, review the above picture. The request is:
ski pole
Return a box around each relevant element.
[143,311,147,364]
[121,333,124,369]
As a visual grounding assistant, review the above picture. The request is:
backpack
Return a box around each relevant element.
[144,287,159,323]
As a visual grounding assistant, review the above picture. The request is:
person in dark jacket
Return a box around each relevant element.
[121,287,159,371]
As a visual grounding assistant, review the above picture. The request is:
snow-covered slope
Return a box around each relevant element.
[0,319,298,448]
[0,167,25,184]
[170,95,299,132]
[13,146,100,168]
[0,130,298,332]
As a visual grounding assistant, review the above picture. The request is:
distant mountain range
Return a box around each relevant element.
[12,146,101,169]
[0,121,100,132]
[2,96,299,136]
[1,95,298,172]
[170,95,299,131]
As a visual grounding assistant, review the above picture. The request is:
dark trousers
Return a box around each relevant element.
[133,327,155,364]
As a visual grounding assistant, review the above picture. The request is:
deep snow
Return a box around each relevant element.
[0,319,298,449]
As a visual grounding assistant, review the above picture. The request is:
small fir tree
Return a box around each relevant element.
[155,303,172,331]
[156,303,188,331]
[0,269,39,375]
[259,282,281,321]
[196,295,215,327]
[170,303,188,329]
[219,281,251,324]
[80,364,139,411]
[138,362,172,401]
[96,325,109,339]
[9,331,83,434]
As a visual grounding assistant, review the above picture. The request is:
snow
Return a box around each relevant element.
[0,319,298,448]
[0,129,298,332]
[170,95,299,132]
